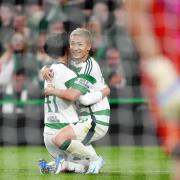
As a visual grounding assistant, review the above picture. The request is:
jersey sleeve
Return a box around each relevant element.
[78,91,102,106]
[65,74,96,94]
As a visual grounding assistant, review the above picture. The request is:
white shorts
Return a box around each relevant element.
[70,116,109,145]
[43,126,67,158]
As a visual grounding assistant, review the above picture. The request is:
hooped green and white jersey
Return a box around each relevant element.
[44,63,79,129]
[69,57,110,127]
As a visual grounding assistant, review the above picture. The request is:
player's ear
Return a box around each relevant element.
[87,43,91,51]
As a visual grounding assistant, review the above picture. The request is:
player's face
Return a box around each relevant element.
[70,35,91,62]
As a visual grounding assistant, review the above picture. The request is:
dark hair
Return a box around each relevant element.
[44,32,69,59]
[14,68,25,76]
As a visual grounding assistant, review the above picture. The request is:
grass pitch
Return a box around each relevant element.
[0,146,173,180]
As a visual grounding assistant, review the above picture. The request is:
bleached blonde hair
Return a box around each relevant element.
[70,28,92,44]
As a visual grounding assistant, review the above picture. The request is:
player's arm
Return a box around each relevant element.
[48,73,96,101]
[78,86,110,106]
[44,73,109,103]
[45,86,82,101]
[44,85,110,104]
[44,74,86,101]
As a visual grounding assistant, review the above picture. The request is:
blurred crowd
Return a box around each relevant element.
[0,0,140,115]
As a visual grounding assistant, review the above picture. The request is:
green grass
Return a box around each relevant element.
[0,146,173,180]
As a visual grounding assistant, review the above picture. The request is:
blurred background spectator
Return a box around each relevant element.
[0,3,15,54]
[0,32,38,84]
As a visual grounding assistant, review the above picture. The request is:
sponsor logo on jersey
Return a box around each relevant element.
[47,115,60,123]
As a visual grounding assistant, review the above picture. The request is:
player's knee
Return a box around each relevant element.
[52,134,64,147]
[52,134,71,150]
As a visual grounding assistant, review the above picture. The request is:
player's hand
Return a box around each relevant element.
[101,86,110,98]
[44,84,55,96]
[41,66,54,81]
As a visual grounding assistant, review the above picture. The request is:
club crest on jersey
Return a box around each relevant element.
[77,78,89,89]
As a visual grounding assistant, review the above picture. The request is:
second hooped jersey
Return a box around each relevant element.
[69,57,110,125]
